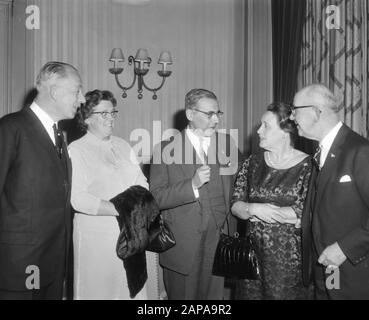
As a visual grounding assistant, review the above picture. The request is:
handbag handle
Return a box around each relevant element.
[222,213,240,238]
[223,212,252,239]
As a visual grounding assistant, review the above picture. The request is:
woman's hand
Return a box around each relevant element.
[272,207,299,226]
[98,200,119,216]
[249,203,281,224]
[232,202,300,226]
[231,201,252,220]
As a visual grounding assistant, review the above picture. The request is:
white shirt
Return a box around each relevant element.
[185,127,211,160]
[30,102,57,145]
[185,127,211,198]
[320,121,343,168]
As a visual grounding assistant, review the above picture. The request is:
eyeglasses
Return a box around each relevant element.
[289,105,315,116]
[193,108,224,119]
[91,110,119,119]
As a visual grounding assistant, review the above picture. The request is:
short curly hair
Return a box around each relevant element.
[267,102,298,147]
[76,89,117,131]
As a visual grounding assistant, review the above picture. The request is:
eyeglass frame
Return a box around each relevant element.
[192,108,224,119]
[289,104,317,117]
[91,110,119,119]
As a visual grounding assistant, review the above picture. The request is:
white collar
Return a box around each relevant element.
[185,127,211,153]
[320,121,343,150]
[30,101,57,144]
[319,121,343,167]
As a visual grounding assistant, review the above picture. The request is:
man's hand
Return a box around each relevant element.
[318,242,347,267]
[192,165,211,189]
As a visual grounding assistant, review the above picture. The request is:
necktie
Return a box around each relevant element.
[52,124,64,159]
[200,137,208,165]
[313,145,322,169]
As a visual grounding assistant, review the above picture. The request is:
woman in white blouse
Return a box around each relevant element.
[69,90,156,300]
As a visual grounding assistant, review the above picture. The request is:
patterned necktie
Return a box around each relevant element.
[313,145,322,169]
[52,124,64,159]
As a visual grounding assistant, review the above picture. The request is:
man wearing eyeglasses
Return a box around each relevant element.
[291,84,369,299]
[150,88,239,300]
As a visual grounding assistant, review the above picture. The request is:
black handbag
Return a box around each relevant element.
[212,219,261,279]
[147,214,176,253]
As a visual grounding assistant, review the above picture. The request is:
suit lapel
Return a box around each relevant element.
[22,107,68,179]
[313,125,348,211]
[178,131,230,211]
[178,130,198,179]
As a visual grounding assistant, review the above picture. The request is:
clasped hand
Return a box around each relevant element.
[250,203,299,225]
[249,203,282,224]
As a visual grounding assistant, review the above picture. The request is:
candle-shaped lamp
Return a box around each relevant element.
[109,48,125,69]
[158,51,173,72]
[135,48,150,70]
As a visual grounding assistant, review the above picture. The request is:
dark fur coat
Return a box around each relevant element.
[110,185,160,298]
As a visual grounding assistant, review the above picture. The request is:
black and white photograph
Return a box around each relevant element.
[0,0,368,303]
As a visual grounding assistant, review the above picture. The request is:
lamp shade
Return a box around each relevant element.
[158,51,173,64]
[135,48,149,61]
[110,48,125,61]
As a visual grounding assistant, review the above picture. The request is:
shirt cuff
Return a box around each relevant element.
[192,185,199,198]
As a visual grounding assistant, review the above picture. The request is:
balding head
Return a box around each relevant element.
[292,84,341,141]
[295,84,340,113]
[36,61,81,91]
[34,61,85,122]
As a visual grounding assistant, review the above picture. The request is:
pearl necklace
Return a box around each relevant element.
[265,150,296,169]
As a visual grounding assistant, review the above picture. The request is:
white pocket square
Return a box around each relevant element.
[339,175,351,183]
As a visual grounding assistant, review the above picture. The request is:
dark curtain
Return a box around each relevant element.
[272,0,315,155]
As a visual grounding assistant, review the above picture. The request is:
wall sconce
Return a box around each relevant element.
[109,48,173,100]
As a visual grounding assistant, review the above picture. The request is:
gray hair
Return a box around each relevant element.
[298,84,340,113]
[185,88,217,110]
[36,61,80,88]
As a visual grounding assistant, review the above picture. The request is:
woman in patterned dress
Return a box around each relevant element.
[231,102,313,300]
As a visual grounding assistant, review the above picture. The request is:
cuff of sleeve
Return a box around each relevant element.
[89,198,101,215]
[192,185,199,198]
[338,237,369,265]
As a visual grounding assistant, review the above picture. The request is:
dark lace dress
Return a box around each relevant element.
[232,152,312,300]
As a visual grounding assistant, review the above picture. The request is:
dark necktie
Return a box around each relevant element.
[313,145,322,170]
[52,124,64,159]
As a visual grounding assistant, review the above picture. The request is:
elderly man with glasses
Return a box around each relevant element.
[150,88,239,300]
[291,84,369,300]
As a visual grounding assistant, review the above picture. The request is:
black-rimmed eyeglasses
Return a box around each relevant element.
[193,108,224,119]
[91,110,119,119]
[289,105,315,116]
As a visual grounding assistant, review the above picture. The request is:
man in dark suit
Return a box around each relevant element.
[0,61,85,299]
[150,88,239,300]
[291,84,369,299]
